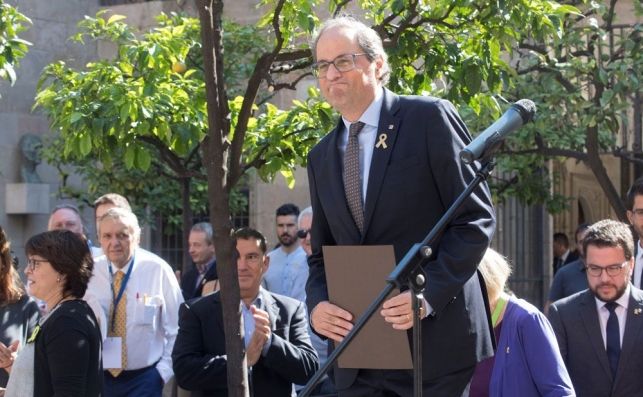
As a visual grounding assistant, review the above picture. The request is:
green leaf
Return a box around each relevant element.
[70,112,84,123]
[79,133,92,156]
[107,14,127,25]
[124,144,136,169]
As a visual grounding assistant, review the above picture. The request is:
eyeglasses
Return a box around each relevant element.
[585,262,628,277]
[630,209,643,217]
[26,258,48,272]
[297,229,310,239]
[311,53,367,78]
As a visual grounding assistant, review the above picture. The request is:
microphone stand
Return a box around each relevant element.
[299,159,496,397]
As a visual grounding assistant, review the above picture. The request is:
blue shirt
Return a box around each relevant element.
[548,259,588,303]
[263,246,308,302]
[241,289,271,356]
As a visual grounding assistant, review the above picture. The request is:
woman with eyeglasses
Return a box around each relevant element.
[0,226,40,396]
[1,230,103,397]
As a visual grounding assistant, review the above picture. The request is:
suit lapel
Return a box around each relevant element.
[260,288,279,331]
[363,89,401,235]
[579,291,613,380]
[615,288,643,385]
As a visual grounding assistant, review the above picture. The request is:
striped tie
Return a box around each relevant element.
[344,121,365,234]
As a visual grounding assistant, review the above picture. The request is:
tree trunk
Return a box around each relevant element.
[585,124,628,221]
[181,176,193,274]
[196,1,249,396]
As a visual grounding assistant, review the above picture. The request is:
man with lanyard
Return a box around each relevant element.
[88,207,183,397]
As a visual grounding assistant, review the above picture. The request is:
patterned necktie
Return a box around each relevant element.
[344,121,365,234]
[108,271,128,377]
[604,301,620,379]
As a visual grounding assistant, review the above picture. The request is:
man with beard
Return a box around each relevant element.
[262,203,308,302]
[548,219,643,396]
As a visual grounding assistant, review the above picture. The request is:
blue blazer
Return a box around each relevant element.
[490,297,575,396]
[306,88,496,389]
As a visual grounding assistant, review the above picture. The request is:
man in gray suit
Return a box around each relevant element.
[548,219,643,397]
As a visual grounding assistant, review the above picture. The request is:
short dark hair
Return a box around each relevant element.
[626,177,643,210]
[582,219,634,261]
[553,232,569,247]
[25,230,93,298]
[575,223,591,235]
[234,228,267,253]
[276,203,300,218]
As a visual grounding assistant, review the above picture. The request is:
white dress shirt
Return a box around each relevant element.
[338,88,383,203]
[595,285,630,348]
[88,248,184,383]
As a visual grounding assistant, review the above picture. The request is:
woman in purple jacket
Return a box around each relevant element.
[471,248,575,397]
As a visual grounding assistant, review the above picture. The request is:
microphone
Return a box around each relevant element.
[460,99,536,164]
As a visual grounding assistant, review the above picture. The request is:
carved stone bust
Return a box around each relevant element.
[19,133,43,183]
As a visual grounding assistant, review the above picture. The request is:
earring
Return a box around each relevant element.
[57,276,61,282]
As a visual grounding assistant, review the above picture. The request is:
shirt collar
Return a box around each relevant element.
[196,258,216,274]
[341,87,383,131]
[110,254,134,274]
[242,287,266,310]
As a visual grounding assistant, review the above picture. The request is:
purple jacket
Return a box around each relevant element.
[489,297,575,397]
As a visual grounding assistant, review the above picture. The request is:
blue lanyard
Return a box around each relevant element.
[108,257,134,331]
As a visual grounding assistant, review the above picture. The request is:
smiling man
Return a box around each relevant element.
[548,219,643,396]
[172,227,318,397]
[87,207,184,397]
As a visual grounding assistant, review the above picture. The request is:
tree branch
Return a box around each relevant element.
[229,0,287,187]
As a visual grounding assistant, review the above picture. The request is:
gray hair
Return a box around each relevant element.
[298,206,313,227]
[93,193,132,212]
[98,207,141,240]
[191,222,214,245]
[311,16,390,86]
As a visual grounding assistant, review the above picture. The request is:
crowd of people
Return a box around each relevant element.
[1,14,643,397]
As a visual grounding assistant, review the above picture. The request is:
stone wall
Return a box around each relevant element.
[0,0,101,266]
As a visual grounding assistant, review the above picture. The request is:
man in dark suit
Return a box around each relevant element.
[548,219,643,396]
[172,227,319,397]
[553,232,579,275]
[306,16,496,396]
[626,177,643,289]
[180,222,218,300]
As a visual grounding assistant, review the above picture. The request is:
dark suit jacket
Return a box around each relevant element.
[548,287,643,396]
[180,260,218,301]
[306,88,496,389]
[172,288,319,397]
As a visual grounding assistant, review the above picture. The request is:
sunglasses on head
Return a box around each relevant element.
[296,229,310,239]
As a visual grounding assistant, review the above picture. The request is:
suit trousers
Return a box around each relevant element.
[104,365,164,397]
[337,365,475,397]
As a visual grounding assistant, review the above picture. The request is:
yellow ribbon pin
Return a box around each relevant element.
[376,133,388,149]
[27,324,41,344]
